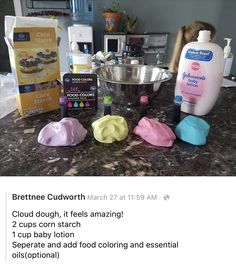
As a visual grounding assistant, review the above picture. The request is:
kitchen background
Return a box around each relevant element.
[0,0,235,74]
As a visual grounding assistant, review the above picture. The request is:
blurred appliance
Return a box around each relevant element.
[24,0,94,23]
[68,24,94,54]
[103,32,126,57]
[126,33,169,65]
[70,0,94,23]
[24,0,69,9]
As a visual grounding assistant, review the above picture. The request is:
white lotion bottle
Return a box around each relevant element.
[223,38,234,77]
[67,41,80,72]
[175,30,224,116]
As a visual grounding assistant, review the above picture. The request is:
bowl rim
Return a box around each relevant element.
[93,64,172,85]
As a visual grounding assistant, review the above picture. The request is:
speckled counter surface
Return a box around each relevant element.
[0,77,235,176]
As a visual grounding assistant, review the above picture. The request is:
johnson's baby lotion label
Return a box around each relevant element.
[175,31,224,116]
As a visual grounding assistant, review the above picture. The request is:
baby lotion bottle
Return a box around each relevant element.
[175,30,224,116]
[223,38,234,77]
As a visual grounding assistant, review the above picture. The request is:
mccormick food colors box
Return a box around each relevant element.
[63,73,98,111]
[4,16,61,117]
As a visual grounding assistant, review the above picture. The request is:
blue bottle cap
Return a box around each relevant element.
[174,95,183,103]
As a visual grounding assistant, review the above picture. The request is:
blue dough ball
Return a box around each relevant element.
[175,115,210,145]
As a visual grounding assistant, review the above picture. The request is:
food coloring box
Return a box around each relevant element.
[63,73,98,111]
[5,16,61,117]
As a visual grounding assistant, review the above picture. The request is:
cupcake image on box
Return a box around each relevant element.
[19,56,43,74]
[37,49,57,64]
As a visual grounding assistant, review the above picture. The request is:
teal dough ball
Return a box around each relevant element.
[175,115,210,145]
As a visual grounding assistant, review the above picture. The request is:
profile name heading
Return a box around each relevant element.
[12,193,86,201]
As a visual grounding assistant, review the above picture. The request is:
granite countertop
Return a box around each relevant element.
[0,77,235,176]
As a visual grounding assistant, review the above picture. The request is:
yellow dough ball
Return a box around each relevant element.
[92,115,128,143]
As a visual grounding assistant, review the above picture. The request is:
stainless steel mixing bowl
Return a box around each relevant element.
[94,64,172,106]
